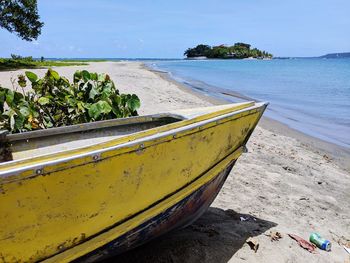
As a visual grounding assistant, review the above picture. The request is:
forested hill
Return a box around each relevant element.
[319,52,350,58]
[184,43,273,59]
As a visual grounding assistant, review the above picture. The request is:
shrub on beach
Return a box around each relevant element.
[0,55,88,71]
[0,69,140,133]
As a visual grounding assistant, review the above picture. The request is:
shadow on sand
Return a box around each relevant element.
[104,207,277,263]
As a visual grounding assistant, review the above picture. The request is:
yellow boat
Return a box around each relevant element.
[0,101,267,262]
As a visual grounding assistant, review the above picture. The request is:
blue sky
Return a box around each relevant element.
[1,0,349,58]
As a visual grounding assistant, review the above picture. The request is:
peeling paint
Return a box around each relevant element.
[76,162,235,262]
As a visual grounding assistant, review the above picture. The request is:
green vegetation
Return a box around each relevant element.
[60,59,109,63]
[0,0,43,41]
[0,55,89,71]
[0,69,140,133]
[184,43,273,59]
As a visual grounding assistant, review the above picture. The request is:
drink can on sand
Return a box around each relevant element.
[309,233,331,251]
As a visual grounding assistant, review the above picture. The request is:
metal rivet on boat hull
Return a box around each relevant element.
[35,168,43,175]
[92,154,101,161]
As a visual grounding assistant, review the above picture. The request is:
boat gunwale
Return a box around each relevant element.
[0,102,267,180]
[5,113,186,142]
[0,102,255,168]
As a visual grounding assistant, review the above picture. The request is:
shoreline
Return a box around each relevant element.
[145,64,350,172]
[146,59,350,150]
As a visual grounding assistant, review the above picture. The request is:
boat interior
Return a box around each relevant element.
[0,103,259,163]
[0,114,184,162]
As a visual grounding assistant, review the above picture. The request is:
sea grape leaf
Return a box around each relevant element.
[0,69,140,133]
[61,76,70,85]
[82,70,90,81]
[19,106,30,117]
[126,94,141,111]
[88,101,112,119]
[49,69,60,81]
[38,97,50,105]
[73,71,82,83]
[90,72,98,81]
[53,113,62,121]
[6,90,14,105]
[13,91,24,103]
[114,95,121,105]
[77,102,85,112]
[24,123,32,130]
[25,71,38,83]
[89,86,99,99]
[97,73,106,82]
[14,114,25,131]
[43,119,53,128]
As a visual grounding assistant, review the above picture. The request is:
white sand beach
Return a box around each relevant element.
[0,62,349,263]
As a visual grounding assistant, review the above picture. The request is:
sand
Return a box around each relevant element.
[0,62,349,263]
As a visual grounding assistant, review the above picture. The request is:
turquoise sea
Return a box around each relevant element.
[148,59,350,148]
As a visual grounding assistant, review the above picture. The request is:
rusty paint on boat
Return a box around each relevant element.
[75,161,236,262]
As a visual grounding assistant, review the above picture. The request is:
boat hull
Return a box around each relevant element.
[76,161,235,262]
[0,103,267,262]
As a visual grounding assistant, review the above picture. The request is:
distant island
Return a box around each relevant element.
[184,43,273,59]
[319,52,350,59]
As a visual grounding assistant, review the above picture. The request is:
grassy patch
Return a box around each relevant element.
[60,59,109,62]
[0,58,88,71]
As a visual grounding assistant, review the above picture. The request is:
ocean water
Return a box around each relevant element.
[148,59,350,148]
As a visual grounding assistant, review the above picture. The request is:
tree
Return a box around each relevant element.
[184,44,211,57]
[0,0,44,41]
[193,44,211,56]
[184,48,196,57]
[207,46,229,58]
[234,42,251,50]
[250,48,259,58]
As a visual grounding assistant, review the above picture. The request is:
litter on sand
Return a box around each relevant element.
[288,234,317,253]
[266,231,283,241]
[309,232,331,251]
[344,245,350,254]
[240,215,257,222]
[246,237,259,253]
